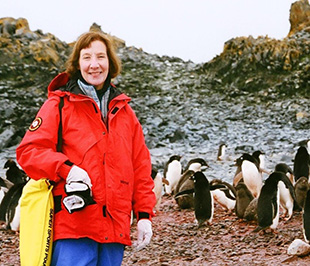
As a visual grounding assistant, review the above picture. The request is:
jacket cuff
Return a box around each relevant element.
[137,212,150,221]
[57,160,74,179]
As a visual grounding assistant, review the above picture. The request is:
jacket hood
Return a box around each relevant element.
[47,72,69,94]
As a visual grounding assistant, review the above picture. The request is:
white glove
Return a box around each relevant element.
[66,165,92,189]
[63,181,95,214]
[63,194,85,214]
[134,219,152,251]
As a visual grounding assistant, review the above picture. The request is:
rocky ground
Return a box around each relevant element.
[1,196,310,266]
[124,197,310,265]
[123,197,310,265]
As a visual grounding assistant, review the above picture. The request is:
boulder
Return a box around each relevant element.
[287,239,310,256]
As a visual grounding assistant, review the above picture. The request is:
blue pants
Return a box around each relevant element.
[51,238,125,266]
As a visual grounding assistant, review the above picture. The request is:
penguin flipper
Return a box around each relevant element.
[233,172,243,186]
[260,168,271,175]
[174,188,195,198]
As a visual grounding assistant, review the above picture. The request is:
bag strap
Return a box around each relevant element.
[56,97,64,152]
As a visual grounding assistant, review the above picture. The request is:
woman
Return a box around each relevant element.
[16,31,156,266]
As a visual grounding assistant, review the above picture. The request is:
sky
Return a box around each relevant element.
[1,0,298,63]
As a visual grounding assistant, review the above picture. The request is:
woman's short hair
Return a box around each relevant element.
[66,31,121,79]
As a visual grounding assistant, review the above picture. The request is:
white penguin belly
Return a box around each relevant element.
[278,181,293,218]
[209,192,214,224]
[242,161,262,197]
[165,161,182,194]
[9,198,21,232]
[0,189,5,204]
[211,190,235,210]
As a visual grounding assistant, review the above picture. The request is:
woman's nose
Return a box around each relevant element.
[90,57,99,67]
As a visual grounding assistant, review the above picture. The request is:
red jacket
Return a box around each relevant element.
[16,73,156,245]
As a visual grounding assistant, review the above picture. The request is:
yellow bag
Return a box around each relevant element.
[19,179,54,266]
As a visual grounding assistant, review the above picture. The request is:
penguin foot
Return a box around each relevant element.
[258,230,266,236]
[252,226,262,233]
[0,221,6,230]
[198,223,205,228]
[253,226,268,233]
[284,216,292,222]
[270,228,279,234]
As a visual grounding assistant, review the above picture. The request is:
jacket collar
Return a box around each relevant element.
[48,72,130,103]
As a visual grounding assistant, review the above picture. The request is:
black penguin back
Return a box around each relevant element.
[192,171,212,227]
[256,172,282,230]
[303,189,310,242]
[293,146,310,182]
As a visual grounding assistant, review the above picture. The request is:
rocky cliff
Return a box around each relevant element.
[201,0,310,99]
[0,1,309,169]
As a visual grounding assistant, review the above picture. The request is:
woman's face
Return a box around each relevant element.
[79,40,109,90]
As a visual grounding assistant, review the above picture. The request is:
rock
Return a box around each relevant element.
[296,111,309,120]
[89,22,125,48]
[0,127,15,150]
[288,0,310,37]
[287,239,310,256]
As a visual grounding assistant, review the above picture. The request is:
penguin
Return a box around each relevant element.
[294,176,309,210]
[163,155,182,195]
[183,158,209,173]
[233,156,243,186]
[210,182,236,213]
[275,163,294,185]
[303,189,310,243]
[252,150,270,175]
[235,153,262,198]
[253,172,283,233]
[175,169,195,195]
[252,150,265,170]
[217,143,227,161]
[235,182,254,219]
[190,171,214,228]
[243,198,258,222]
[0,181,26,231]
[151,169,168,213]
[4,159,28,184]
[174,169,195,209]
[274,163,296,220]
[293,145,310,182]
[298,139,310,153]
